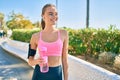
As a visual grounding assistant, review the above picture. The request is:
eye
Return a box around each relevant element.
[49,13,53,16]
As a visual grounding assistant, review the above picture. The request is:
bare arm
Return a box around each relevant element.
[62,30,69,80]
[28,33,44,66]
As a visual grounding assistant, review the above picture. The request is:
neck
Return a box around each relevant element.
[43,25,57,33]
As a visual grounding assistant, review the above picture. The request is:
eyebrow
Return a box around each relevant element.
[48,12,53,14]
[48,12,57,14]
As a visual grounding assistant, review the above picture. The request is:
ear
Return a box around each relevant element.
[41,15,45,20]
[41,14,43,17]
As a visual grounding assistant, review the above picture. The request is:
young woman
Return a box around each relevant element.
[27,4,68,80]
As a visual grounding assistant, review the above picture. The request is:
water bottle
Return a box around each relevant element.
[40,56,49,73]
[39,47,49,73]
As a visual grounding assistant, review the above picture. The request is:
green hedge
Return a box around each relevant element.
[11,27,120,57]
[66,27,120,57]
[11,28,40,42]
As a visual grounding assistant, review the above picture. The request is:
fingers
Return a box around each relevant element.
[35,58,45,65]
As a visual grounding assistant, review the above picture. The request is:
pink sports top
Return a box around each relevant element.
[38,30,63,56]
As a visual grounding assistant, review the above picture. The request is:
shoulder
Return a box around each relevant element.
[30,32,40,43]
[59,29,68,37]
[31,32,40,39]
[59,29,69,42]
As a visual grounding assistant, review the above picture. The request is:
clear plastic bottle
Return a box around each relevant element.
[40,56,49,73]
[39,47,49,73]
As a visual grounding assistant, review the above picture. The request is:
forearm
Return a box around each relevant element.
[63,62,68,80]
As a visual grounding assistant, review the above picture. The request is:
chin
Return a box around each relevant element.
[51,22,57,25]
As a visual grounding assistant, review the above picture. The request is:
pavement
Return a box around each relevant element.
[0,38,33,80]
[1,38,120,80]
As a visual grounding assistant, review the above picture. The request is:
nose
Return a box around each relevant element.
[52,14,58,20]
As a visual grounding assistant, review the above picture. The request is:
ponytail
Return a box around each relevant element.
[41,18,45,30]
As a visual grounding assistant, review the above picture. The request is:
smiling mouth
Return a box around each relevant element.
[50,19,56,22]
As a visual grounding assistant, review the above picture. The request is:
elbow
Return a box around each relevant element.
[62,61,68,69]
[66,63,69,69]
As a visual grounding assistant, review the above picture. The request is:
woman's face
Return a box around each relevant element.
[42,6,58,26]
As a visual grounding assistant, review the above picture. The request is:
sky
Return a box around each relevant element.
[0,0,120,29]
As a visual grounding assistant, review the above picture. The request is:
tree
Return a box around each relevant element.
[0,12,4,29]
[33,21,40,28]
[6,11,34,29]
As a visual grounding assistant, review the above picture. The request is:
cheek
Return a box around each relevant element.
[56,17,58,21]
[44,16,50,21]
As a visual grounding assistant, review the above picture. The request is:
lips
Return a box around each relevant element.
[50,19,56,21]
[50,19,57,23]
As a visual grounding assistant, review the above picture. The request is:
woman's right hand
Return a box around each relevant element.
[28,57,45,66]
[34,57,45,65]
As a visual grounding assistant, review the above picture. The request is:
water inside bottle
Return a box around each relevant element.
[40,56,49,73]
